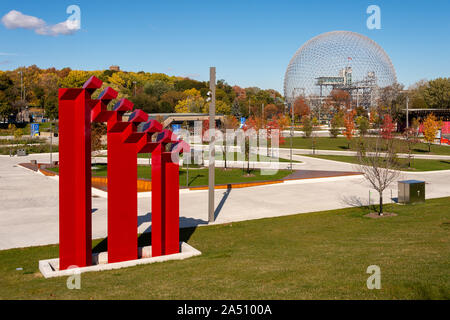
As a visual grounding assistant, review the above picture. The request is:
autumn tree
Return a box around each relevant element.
[422,114,441,152]
[263,103,278,119]
[380,114,395,140]
[221,115,240,169]
[343,109,356,148]
[293,97,310,121]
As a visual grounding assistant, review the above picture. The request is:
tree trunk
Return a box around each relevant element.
[379,194,383,215]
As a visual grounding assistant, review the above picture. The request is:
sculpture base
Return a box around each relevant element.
[39,242,201,278]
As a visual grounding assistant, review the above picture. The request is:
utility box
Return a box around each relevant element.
[398,180,425,204]
[16,149,28,156]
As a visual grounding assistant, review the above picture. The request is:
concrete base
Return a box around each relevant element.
[39,242,201,278]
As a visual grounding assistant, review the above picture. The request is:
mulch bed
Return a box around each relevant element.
[364,212,398,218]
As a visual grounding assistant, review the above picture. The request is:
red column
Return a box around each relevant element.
[162,152,180,255]
[149,130,172,257]
[58,88,93,270]
[152,137,189,257]
[107,124,138,262]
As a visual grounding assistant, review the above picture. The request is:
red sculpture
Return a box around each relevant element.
[58,76,188,270]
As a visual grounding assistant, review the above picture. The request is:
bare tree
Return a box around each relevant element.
[357,137,401,215]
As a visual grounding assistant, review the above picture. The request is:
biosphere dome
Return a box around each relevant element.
[284,31,397,108]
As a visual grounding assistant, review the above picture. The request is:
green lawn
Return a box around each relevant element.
[1,197,449,299]
[280,137,450,156]
[48,164,292,187]
[303,154,450,171]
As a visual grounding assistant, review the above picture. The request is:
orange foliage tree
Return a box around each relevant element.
[293,97,310,121]
[343,109,356,148]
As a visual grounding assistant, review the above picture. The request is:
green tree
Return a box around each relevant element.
[301,116,313,138]
[144,80,173,98]
[330,111,344,138]
[356,116,369,136]
[423,78,450,109]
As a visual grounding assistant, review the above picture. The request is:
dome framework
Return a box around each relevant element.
[284,31,397,110]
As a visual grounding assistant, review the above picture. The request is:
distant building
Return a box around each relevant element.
[109,65,120,71]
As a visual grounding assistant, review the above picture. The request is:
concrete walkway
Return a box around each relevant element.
[1,152,449,250]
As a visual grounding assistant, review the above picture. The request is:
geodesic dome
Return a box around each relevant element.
[284,31,397,105]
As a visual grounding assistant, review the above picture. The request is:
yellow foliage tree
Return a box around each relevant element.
[422,114,442,152]
[202,100,231,114]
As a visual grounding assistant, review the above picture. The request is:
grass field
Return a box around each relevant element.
[0,197,449,299]
[303,154,450,171]
[48,164,292,187]
[279,137,450,156]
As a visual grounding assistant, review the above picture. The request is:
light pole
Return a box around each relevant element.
[18,70,24,101]
[208,67,216,223]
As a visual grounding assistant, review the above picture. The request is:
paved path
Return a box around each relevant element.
[1,152,449,250]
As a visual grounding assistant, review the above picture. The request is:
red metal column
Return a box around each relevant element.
[162,152,180,255]
[58,88,93,270]
[150,130,172,257]
[162,140,190,255]
[91,84,147,263]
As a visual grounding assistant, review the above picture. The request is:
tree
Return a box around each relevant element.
[266,114,286,156]
[343,109,356,148]
[408,80,428,109]
[377,83,405,119]
[423,77,450,109]
[403,127,420,167]
[231,99,241,118]
[203,100,231,115]
[264,103,278,119]
[301,115,313,138]
[330,111,344,138]
[357,137,401,215]
[144,80,173,98]
[422,114,441,152]
[356,116,369,137]
[221,115,240,169]
[129,92,159,113]
[380,114,395,140]
[91,122,106,158]
[293,97,310,120]
[327,89,350,111]
[175,89,205,113]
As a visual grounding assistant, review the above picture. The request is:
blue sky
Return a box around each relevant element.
[0,0,449,92]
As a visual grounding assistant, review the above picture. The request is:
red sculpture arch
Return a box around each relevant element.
[58,76,189,270]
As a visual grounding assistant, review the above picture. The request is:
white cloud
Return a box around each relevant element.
[1,10,45,30]
[1,10,79,36]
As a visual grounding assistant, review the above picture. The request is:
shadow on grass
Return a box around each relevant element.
[92,226,201,254]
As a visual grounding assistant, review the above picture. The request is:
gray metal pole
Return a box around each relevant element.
[208,67,216,223]
[406,96,409,128]
[50,120,53,164]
